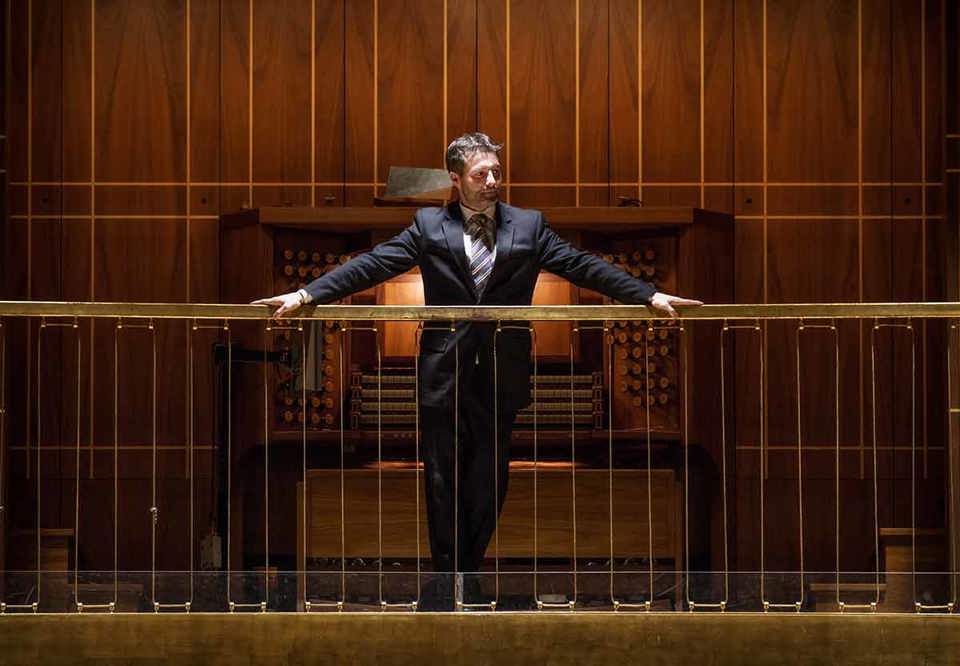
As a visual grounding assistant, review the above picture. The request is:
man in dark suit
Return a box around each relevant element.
[254,133,701,609]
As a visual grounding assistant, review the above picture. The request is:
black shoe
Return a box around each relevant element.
[417,576,454,612]
[463,576,483,605]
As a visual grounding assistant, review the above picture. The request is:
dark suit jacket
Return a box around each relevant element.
[304,201,656,411]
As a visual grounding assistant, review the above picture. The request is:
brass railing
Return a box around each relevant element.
[1,301,960,320]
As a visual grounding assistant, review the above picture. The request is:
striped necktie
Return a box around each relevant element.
[465,213,495,295]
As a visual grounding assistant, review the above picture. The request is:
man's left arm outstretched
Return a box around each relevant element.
[535,213,703,318]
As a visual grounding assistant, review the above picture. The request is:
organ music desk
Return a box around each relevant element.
[219,205,733,605]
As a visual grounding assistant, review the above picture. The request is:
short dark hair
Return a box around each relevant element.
[445,132,503,175]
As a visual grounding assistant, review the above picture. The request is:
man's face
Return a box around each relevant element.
[450,151,501,210]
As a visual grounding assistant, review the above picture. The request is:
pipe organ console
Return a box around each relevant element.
[220,205,733,584]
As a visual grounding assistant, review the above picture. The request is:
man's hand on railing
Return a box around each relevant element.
[250,291,307,319]
[648,292,704,319]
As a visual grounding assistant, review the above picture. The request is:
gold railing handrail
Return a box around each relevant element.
[1,300,959,320]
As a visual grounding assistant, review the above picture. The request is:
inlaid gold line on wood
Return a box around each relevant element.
[857,0,863,306]
[921,0,928,478]
[442,0,447,162]
[857,0,865,476]
[90,0,96,477]
[186,0,193,489]
[761,0,767,306]
[736,445,946,451]
[506,0,511,202]
[736,215,945,220]
[186,0,192,303]
[10,445,217,451]
[699,0,704,207]
[373,0,378,196]
[574,0,579,207]
[310,0,316,207]
[11,215,219,221]
[25,0,33,482]
[11,213,941,222]
[8,180,947,187]
[637,0,642,202]
[26,0,31,300]
[762,0,768,481]
[248,0,253,207]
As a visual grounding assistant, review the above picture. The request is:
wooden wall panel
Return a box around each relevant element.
[767,0,858,183]
[734,0,764,183]
[578,0,609,193]
[7,1,28,185]
[642,0,700,184]
[377,0,445,180]
[30,0,62,183]
[190,0,224,185]
[476,0,507,160]
[923,0,943,180]
[862,0,891,184]
[608,0,638,191]
[94,1,187,183]
[251,0,312,185]
[62,3,93,185]
[703,0,734,187]
[315,0,346,187]
[445,0,477,144]
[345,0,374,198]
[891,0,923,183]
[220,0,251,185]
[509,0,576,186]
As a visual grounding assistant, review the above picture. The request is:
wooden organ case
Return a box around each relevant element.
[219,205,733,599]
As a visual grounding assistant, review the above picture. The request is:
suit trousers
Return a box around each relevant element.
[420,367,517,574]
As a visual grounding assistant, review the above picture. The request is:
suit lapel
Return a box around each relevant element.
[440,202,477,300]
[482,202,515,299]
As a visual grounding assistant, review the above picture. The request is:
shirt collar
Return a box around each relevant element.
[459,200,497,223]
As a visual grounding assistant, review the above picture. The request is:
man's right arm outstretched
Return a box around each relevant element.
[251,215,424,318]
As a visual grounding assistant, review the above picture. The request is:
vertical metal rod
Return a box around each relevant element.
[644,323,654,607]
[228,321,268,612]
[608,320,653,612]
[453,328,459,608]
[837,318,879,611]
[303,321,345,612]
[300,321,307,612]
[413,327,423,610]
[761,320,806,612]
[484,324,536,612]
[687,322,727,611]
[34,320,43,611]
[73,320,82,611]
[374,326,384,610]
[226,325,234,610]
[149,321,158,610]
[0,318,5,594]
[264,325,270,611]
[948,325,959,612]
[799,322,841,611]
